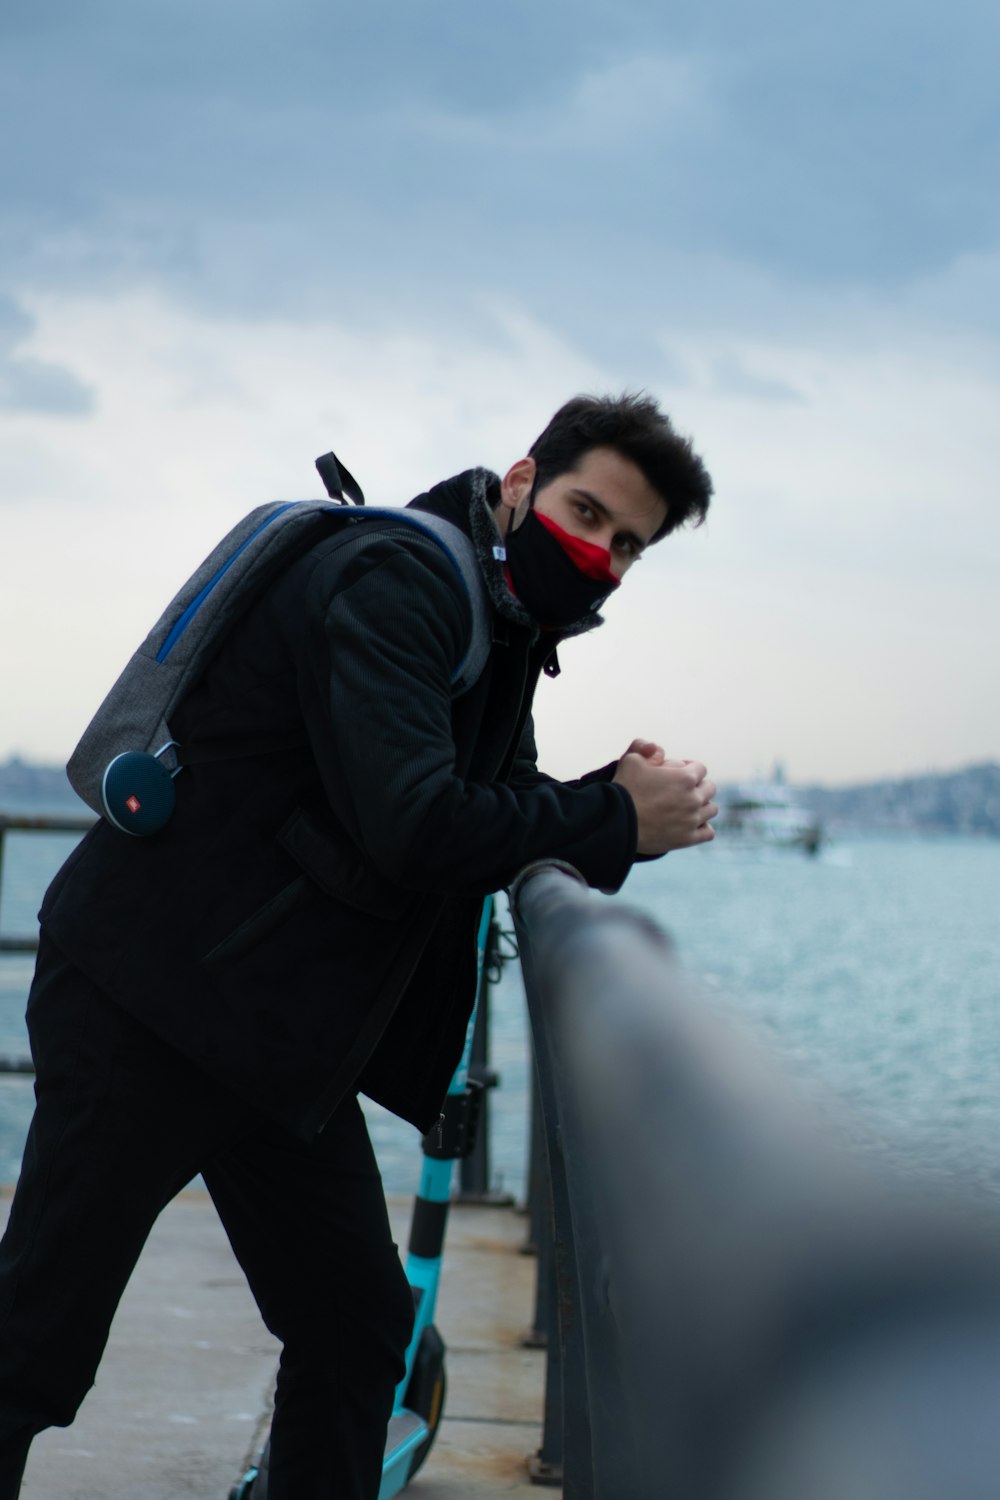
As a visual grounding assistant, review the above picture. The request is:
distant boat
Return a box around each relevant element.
[719,774,823,855]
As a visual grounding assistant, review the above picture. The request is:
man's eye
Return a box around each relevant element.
[612,535,640,559]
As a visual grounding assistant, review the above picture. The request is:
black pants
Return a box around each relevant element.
[0,936,414,1500]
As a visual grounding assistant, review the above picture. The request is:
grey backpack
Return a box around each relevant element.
[67,453,491,835]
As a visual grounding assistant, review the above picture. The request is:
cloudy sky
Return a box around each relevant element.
[1,0,997,787]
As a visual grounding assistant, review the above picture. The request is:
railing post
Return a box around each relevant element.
[456,914,514,1205]
[523,1067,549,1338]
[525,1142,562,1486]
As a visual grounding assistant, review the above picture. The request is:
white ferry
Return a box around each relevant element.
[718,769,823,855]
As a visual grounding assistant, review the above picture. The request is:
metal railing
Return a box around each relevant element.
[0,810,95,1077]
[512,859,1000,1500]
[455,912,517,1206]
[0,811,95,954]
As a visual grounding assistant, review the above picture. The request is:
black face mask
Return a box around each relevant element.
[503,509,619,628]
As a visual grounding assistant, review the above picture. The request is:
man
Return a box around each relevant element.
[0,392,716,1498]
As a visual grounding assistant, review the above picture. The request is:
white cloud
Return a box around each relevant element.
[0,289,605,761]
[1,286,997,788]
[539,320,1000,784]
[414,50,717,153]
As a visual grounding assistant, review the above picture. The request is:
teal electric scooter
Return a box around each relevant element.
[231,898,493,1499]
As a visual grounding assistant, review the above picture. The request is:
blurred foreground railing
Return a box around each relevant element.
[512,859,1000,1500]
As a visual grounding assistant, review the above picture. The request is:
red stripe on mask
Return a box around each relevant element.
[534,511,619,586]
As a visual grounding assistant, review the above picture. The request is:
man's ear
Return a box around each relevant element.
[499,456,536,519]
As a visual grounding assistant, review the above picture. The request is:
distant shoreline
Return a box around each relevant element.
[799,760,1000,839]
[2,755,998,836]
[0,758,85,813]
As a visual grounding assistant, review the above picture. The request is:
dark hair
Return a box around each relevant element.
[528,392,712,540]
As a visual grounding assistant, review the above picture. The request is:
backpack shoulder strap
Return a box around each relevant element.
[179,510,492,769]
[67,498,492,818]
[359,508,491,694]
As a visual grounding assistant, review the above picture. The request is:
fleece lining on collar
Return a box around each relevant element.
[463,468,605,642]
[408,466,606,640]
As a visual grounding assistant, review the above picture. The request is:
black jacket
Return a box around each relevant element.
[41,469,638,1136]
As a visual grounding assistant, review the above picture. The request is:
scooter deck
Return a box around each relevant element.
[385,1411,425,1448]
[378,1412,429,1499]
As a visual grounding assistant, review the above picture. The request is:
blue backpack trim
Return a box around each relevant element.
[67,455,491,830]
[156,502,301,664]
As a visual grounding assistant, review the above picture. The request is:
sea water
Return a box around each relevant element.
[2,812,999,1203]
[627,836,1000,1198]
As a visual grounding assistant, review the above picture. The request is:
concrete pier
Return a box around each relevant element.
[1,1188,548,1499]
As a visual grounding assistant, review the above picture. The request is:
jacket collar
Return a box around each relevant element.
[407,468,604,643]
